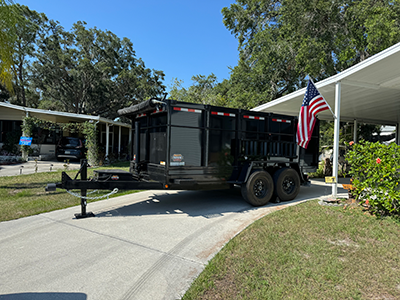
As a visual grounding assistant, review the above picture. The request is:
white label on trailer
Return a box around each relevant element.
[170,161,185,166]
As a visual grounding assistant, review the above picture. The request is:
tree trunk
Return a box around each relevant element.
[18,60,26,107]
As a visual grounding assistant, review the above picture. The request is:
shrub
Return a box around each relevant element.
[2,131,21,155]
[346,140,400,216]
[309,160,325,178]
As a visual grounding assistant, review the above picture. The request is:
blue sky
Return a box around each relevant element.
[16,0,239,92]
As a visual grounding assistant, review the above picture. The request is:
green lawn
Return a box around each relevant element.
[2,166,399,299]
[0,161,138,222]
[183,200,400,300]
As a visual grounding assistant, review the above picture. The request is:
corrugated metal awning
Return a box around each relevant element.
[253,42,400,125]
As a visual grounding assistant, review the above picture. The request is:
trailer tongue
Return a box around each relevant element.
[46,98,319,218]
[54,169,164,191]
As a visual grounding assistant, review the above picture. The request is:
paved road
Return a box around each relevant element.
[0,181,347,300]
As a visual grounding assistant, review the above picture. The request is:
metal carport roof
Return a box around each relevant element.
[0,102,131,128]
[253,42,400,125]
[252,41,400,197]
[0,102,132,158]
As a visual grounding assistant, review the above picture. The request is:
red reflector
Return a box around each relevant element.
[151,108,164,114]
[211,111,235,117]
[173,107,201,113]
[272,118,291,123]
[243,115,265,120]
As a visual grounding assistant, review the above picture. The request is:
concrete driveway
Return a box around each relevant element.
[0,181,347,300]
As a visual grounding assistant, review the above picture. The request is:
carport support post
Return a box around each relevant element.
[353,119,358,143]
[106,123,110,160]
[22,111,29,161]
[396,123,400,145]
[129,127,132,159]
[75,159,95,219]
[332,81,341,198]
[118,125,121,159]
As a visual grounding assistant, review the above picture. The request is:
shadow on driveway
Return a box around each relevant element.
[0,292,87,300]
[95,188,249,219]
[94,184,337,219]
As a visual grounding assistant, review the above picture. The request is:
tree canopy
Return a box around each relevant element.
[220,0,400,109]
[169,74,223,104]
[3,1,400,114]
[0,5,165,119]
[0,0,18,93]
[30,20,165,119]
[170,0,400,109]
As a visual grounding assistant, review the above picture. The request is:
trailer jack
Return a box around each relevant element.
[46,159,95,219]
[45,159,166,219]
[74,159,95,219]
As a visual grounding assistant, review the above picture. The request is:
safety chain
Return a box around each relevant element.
[66,188,119,200]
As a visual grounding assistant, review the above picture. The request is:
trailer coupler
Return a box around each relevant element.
[45,183,57,192]
[45,159,165,219]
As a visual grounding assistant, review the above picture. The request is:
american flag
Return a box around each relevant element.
[297,79,331,149]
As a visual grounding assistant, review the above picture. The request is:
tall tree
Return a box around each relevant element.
[0,0,18,92]
[10,5,47,107]
[169,74,225,105]
[187,74,218,104]
[168,77,189,102]
[222,0,400,109]
[31,21,165,119]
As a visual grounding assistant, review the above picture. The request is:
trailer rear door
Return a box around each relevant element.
[169,106,206,167]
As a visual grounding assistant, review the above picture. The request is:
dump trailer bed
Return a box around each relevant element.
[47,98,320,218]
[119,99,319,190]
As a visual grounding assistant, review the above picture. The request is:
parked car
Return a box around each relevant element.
[56,137,85,162]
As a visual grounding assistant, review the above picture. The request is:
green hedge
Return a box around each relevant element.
[346,140,400,216]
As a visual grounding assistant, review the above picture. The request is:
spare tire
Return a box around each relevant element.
[273,168,300,201]
[241,171,274,206]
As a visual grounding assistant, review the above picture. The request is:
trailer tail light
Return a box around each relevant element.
[165,184,169,189]
[151,107,165,114]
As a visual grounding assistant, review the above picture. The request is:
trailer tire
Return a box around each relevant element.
[273,168,300,201]
[241,171,274,206]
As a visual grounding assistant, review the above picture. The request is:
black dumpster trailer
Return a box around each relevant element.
[48,98,319,217]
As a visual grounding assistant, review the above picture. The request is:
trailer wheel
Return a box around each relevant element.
[273,168,300,201]
[241,171,274,206]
